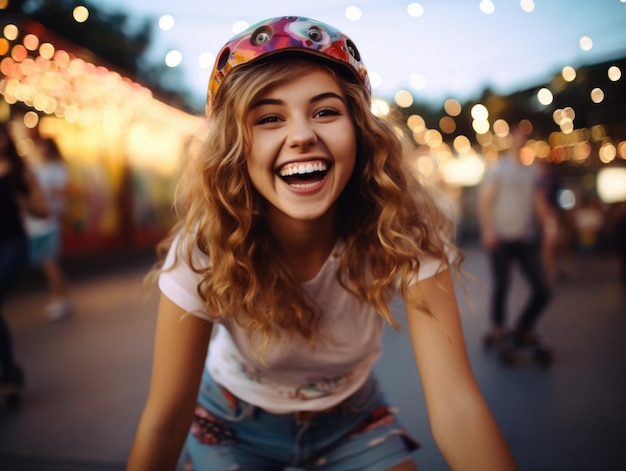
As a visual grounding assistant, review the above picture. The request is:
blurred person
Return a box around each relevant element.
[24,137,72,321]
[572,193,605,276]
[0,122,49,391]
[128,16,518,471]
[611,200,626,283]
[477,123,553,347]
[536,160,562,283]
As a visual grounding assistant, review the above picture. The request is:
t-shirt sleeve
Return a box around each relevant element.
[158,234,212,320]
[405,241,456,287]
[416,255,447,281]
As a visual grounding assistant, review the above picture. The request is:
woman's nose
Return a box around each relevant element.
[287,118,317,150]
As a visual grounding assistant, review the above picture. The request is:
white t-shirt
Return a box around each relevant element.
[483,155,540,241]
[24,161,69,237]
[159,235,443,413]
[33,161,69,217]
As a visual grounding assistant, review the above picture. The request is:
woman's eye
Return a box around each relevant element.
[256,114,281,125]
[315,108,340,118]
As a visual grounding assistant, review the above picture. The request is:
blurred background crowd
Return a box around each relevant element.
[1,0,625,277]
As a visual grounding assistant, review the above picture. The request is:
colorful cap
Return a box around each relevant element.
[207,16,369,109]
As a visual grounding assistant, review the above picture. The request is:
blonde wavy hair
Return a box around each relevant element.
[158,56,461,348]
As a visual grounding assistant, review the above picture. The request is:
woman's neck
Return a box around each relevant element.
[266,209,339,282]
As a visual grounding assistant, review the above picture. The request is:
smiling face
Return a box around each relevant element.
[245,64,357,229]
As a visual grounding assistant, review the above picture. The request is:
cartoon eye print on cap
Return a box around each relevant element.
[251,26,272,46]
[285,21,331,46]
[307,26,324,43]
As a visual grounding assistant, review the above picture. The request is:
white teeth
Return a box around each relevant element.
[279,160,327,177]
[290,181,320,189]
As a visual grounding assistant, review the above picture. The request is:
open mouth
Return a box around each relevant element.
[278,160,329,189]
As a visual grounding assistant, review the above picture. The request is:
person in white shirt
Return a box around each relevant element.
[128,16,518,471]
[25,137,72,321]
[478,123,553,346]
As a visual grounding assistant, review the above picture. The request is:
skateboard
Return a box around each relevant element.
[483,331,554,367]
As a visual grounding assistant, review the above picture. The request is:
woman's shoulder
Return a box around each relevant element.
[166,230,209,268]
[158,231,211,315]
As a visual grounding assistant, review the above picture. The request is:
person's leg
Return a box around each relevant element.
[0,308,16,374]
[488,242,513,334]
[0,237,27,382]
[39,226,72,320]
[41,259,72,320]
[514,241,552,333]
[41,259,68,299]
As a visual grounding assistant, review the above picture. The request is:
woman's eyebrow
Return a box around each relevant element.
[250,98,283,109]
[310,92,345,104]
[250,92,345,110]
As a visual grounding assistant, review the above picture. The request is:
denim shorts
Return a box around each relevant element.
[179,369,420,471]
[28,225,61,265]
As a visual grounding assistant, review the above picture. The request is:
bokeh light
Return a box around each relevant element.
[597,167,626,203]
[407,2,424,17]
[439,116,456,134]
[479,0,495,15]
[562,66,576,82]
[590,88,605,103]
[407,114,426,132]
[198,52,214,69]
[394,89,414,108]
[409,73,426,90]
[159,15,175,31]
[470,103,488,121]
[3,24,18,41]
[579,35,593,51]
[537,88,554,105]
[345,6,362,21]
[557,189,576,210]
[520,0,535,13]
[73,6,89,23]
[608,65,621,81]
[165,50,182,67]
[444,98,461,117]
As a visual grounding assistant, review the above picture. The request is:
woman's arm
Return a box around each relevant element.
[405,268,518,470]
[127,293,213,471]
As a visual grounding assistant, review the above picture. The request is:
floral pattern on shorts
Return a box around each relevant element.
[191,404,236,445]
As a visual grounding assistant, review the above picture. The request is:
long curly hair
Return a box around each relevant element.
[158,56,460,349]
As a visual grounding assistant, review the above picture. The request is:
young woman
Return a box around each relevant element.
[128,16,518,471]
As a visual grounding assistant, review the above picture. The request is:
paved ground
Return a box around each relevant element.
[0,245,624,471]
